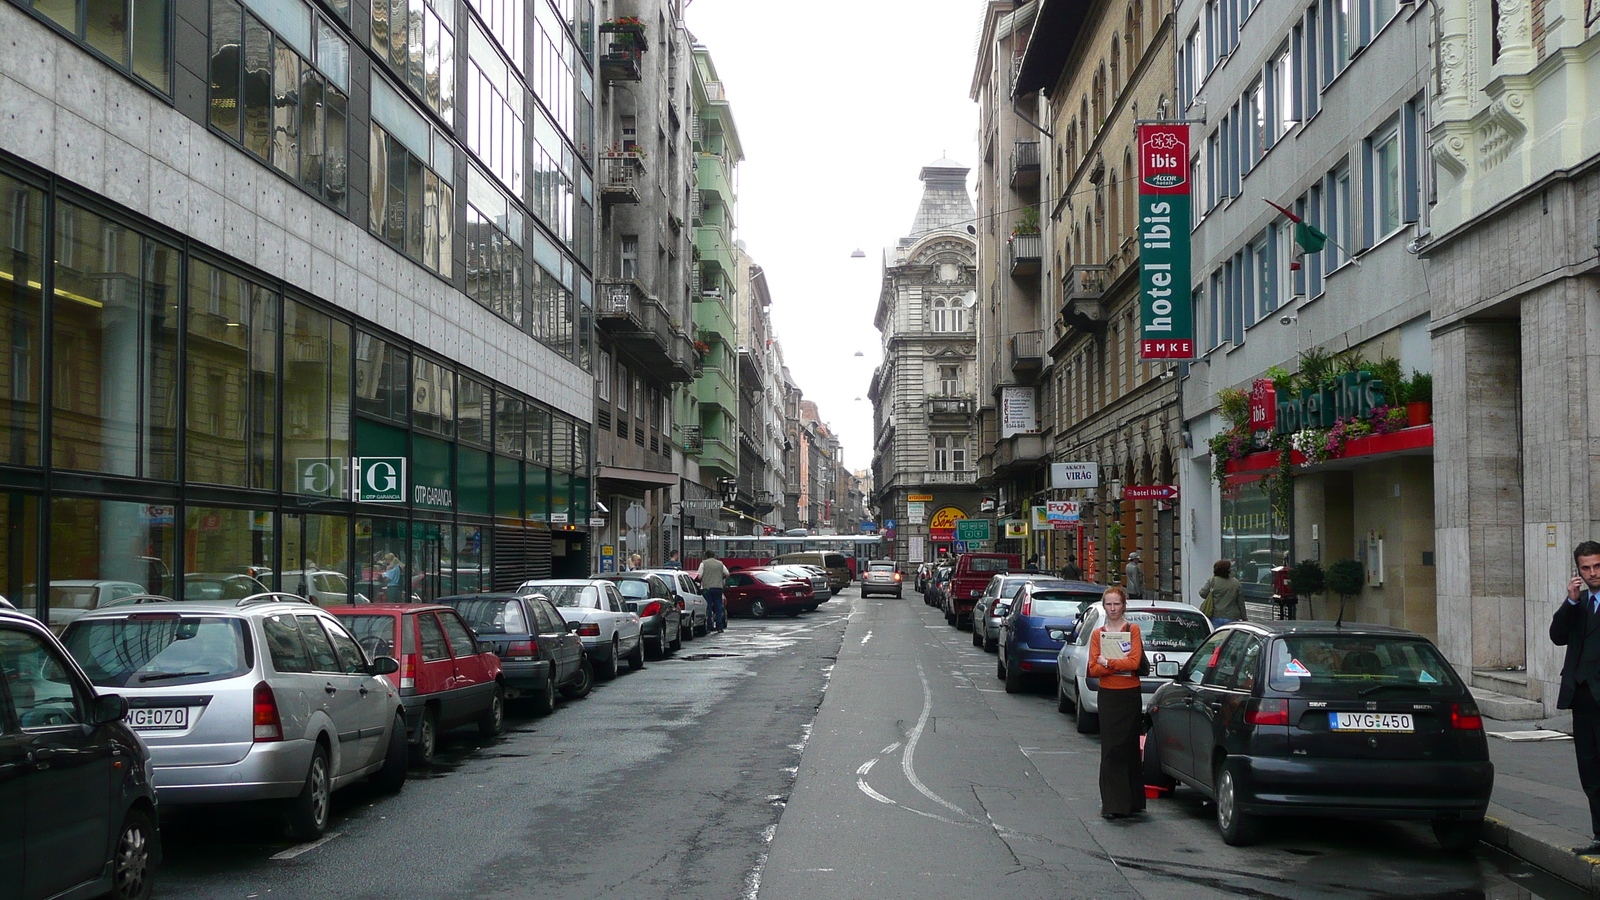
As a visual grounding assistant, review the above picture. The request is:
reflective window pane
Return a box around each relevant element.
[0,175,45,467]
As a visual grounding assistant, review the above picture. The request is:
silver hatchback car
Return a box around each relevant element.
[61,594,408,840]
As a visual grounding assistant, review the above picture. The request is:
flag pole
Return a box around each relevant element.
[1261,198,1361,268]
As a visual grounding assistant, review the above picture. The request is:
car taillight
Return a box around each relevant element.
[399,654,416,688]
[252,681,283,742]
[1451,702,1484,730]
[639,600,663,618]
[504,641,537,660]
[1244,698,1289,726]
[576,623,600,637]
[893,573,902,581]
[675,599,686,610]
[1020,597,1032,616]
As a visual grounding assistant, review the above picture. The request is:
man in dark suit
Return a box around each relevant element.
[1550,540,1600,854]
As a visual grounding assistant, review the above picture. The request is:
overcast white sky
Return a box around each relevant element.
[684,0,987,473]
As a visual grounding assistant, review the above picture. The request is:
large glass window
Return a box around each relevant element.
[184,506,275,590]
[354,332,409,424]
[1220,484,1287,603]
[208,0,349,209]
[457,376,490,447]
[1368,122,1401,241]
[0,175,45,467]
[46,497,176,602]
[531,262,575,360]
[51,203,179,480]
[281,298,350,498]
[412,356,455,436]
[466,21,527,198]
[27,0,170,92]
[464,164,525,326]
[532,0,575,135]
[371,0,454,119]
[187,260,277,489]
[369,78,454,277]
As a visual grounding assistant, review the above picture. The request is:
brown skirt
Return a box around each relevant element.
[1098,685,1145,816]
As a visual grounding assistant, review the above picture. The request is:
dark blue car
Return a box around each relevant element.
[996,581,1101,693]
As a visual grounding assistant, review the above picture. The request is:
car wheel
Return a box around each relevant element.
[479,684,506,735]
[996,656,1006,682]
[1141,733,1176,791]
[109,806,157,900]
[972,628,983,647]
[285,744,332,841]
[628,638,646,670]
[983,634,998,653]
[531,670,557,715]
[696,616,709,636]
[372,712,409,792]
[1003,657,1025,693]
[561,656,594,700]
[1074,682,1100,734]
[598,638,621,680]
[409,707,438,765]
[680,616,693,643]
[750,599,769,618]
[1432,817,1483,852]
[646,631,665,661]
[1056,678,1075,714]
[945,608,956,625]
[1215,759,1260,846]
[669,622,683,652]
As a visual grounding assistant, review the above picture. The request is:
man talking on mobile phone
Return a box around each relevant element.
[1551,540,1600,854]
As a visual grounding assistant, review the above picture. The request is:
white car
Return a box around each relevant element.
[20,580,147,633]
[280,569,373,606]
[518,579,644,679]
[771,565,830,605]
[1056,599,1214,734]
[636,569,711,637]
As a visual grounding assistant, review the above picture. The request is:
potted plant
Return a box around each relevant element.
[1404,370,1432,427]
[1325,558,1365,626]
[1288,559,1326,620]
[1009,206,1041,238]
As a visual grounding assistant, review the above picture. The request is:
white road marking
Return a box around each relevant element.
[881,741,902,754]
[270,831,342,860]
[902,660,977,822]
[857,775,897,805]
[857,758,878,776]
[861,630,873,646]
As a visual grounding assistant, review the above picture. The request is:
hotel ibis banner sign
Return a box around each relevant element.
[1137,124,1194,360]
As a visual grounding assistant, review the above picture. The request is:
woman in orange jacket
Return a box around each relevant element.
[1088,585,1145,818]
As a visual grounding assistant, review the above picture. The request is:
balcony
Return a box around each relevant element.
[695,227,736,275]
[1009,233,1042,278]
[1010,141,1040,191]
[698,152,734,204]
[697,434,736,478]
[992,433,1048,476]
[1009,330,1043,379]
[596,280,693,382]
[600,153,647,204]
[1063,264,1110,325]
[737,343,764,385]
[917,470,978,486]
[926,396,975,420]
[598,21,647,81]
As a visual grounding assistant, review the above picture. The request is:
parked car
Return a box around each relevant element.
[1,607,161,900]
[914,562,932,593]
[327,604,506,765]
[860,560,904,598]
[20,580,146,633]
[944,553,1021,628]
[635,568,711,637]
[972,575,1071,651]
[177,572,268,602]
[438,592,591,711]
[793,565,835,602]
[0,593,12,608]
[596,573,682,660]
[1142,621,1493,849]
[1057,599,1214,733]
[517,579,643,679]
[771,564,830,607]
[996,582,1102,693]
[61,593,407,841]
[768,551,851,591]
[279,569,371,606]
[724,569,814,618]
[925,562,953,608]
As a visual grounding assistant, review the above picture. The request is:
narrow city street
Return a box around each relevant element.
[148,588,1586,900]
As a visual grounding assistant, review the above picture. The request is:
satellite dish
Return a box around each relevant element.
[959,291,978,308]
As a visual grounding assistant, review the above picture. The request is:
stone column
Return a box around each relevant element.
[1433,319,1523,672]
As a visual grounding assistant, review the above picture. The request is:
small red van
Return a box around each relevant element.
[945,553,1021,628]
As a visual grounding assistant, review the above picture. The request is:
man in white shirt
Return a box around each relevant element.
[698,553,729,632]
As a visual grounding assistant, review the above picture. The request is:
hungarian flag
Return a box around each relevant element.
[1264,199,1327,269]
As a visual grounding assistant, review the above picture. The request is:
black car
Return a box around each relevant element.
[1,608,160,900]
[1143,621,1492,850]
[596,573,682,660]
[438,593,592,711]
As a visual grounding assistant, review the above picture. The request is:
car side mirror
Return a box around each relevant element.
[1047,629,1068,641]
[369,656,400,676]
[624,601,640,613]
[478,639,496,653]
[92,693,128,725]
[567,621,581,633]
[1156,660,1181,678]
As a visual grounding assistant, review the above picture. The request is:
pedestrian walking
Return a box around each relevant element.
[1551,540,1600,855]
[664,551,682,569]
[627,553,643,572]
[1060,554,1083,581]
[1123,552,1145,599]
[698,552,729,632]
[1198,559,1246,624]
[1088,585,1145,819]
[383,553,403,603]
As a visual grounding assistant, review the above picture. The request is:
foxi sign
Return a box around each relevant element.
[1137,124,1194,360]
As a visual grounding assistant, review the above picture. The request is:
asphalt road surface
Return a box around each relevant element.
[153,588,1586,900]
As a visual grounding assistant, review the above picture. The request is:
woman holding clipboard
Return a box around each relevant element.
[1087,585,1145,819]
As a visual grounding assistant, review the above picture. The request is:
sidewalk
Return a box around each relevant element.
[1480,713,1600,893]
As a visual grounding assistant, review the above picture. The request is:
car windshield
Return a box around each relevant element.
[450,599,528,634]
[612,580,651,599]
[1126,609,1212,651]
[1267,635,1463,696]
[63,615,252,688]
[337,614,399,657]
[533,585,599,609]
[1027,591,1097,618]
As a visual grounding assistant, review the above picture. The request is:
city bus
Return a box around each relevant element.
[683,535,884,579]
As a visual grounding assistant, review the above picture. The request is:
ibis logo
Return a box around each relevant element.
[354,457,407,503]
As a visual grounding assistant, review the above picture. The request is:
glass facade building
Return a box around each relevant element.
[0,0,597,616]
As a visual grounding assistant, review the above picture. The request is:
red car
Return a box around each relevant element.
[724,568,814,618]
[328,604,505,765]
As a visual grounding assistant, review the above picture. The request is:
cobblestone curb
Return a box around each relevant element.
[1480,802,1600,894]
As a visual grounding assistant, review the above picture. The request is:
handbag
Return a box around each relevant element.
[1137,652,1151,677]
[1198,577,1216,617]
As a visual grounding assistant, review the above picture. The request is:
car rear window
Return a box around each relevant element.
[1126,609,1212,652]
[1267,635,1463,696]
[753,572,787,585]
[1026,591,1096,618]
[966,557,1010,573]
[64,615,252,688]
[451,598,528,634]
[869,564,895,572]
[824,554,847,569]
[612,580,650,598]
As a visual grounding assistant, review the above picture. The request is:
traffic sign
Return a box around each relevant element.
[1123,485,1178,501]
[955,519,991,542]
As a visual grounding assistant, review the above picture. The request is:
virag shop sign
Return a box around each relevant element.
[1273,371,1388,435]
[1137,124,1194,360]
